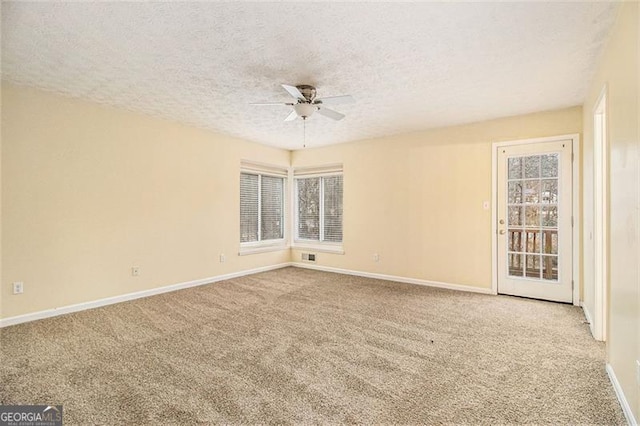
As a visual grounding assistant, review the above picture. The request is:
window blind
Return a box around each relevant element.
[240,164,285,244]
[295,170,343,244]
[323,175,343,242]
[297,177,320,240]
[261,175,284,240]
[240,173,259,243]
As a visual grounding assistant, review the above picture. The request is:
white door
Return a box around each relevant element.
[497,140,573,303]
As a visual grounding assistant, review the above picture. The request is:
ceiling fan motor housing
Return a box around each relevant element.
[296,85,317,102]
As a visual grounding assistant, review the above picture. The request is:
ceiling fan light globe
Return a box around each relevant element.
[294,103,317,119]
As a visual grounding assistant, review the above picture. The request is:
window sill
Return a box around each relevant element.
[291,242,345,255]
[238,244,288,256]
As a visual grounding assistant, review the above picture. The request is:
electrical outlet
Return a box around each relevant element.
[12,282,24,295]
[219,254,226,263]
[131,267,140,277]
[373,253,380,263]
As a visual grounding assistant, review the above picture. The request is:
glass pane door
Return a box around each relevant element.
[496,138,572,303]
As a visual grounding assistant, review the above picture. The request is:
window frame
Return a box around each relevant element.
[239,162,288,255]
[293,168,344,254]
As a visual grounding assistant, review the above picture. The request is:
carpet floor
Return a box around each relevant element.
[0,267,625,425]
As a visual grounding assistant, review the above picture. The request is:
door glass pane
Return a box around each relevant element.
[542,255,558,281]
[541,179,558,203]
[543,231,558,255]
[526,231,540,253]
[524,156,541,178]
[509,230,524,252]
[541,154,558,177]
[509,253,523,277]
[525,206,540,227]
[508,206,523,226]
[508,181,522,204]
[542,206,558,227]
[524,181,540,203]
[526,255,541,278]
[508,157,522,179]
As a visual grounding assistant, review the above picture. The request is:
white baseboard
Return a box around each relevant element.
[291,262,493,295]
[0,263,292,328]
[606,363,638,426]
[1,262,492,328]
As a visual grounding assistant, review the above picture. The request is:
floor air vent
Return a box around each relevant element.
[301,253,316,262]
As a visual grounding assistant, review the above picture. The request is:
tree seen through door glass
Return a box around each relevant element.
[508,157,522,179]
[524,180,540,203]
[524,155,540,178]
[541,154,558,177]
[508,181,522,203]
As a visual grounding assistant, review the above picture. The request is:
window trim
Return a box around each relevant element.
[290,241,345,254]
[238,242,288,256]
[293,166,344,250]
[239,161,288,255]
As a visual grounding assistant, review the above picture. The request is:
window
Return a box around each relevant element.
[295,167,343,245]
[240,163,286,248]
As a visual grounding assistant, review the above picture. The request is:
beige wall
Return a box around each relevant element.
[2,84,583,321]
[0,83,3,320]
[584,3,640,419]
[1,83,290,319]
[291,107,582,289]
[583,2,640,420]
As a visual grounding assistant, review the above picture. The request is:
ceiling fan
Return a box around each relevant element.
[251,84,354,121]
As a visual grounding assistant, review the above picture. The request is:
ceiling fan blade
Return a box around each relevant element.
[315,95,354,105]
[317,107,345,121]
[284,110,298,121]
[282,84,306,100]
[250,102,294,106]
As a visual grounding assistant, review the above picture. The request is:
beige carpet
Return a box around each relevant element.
[0,267,625,425]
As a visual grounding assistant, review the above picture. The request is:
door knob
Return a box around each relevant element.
[499,219,505,225]
[499,229,506,235]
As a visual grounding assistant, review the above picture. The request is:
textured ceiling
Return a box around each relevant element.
[2,2,618,150]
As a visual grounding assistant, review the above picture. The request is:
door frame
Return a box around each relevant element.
[491,134,580,306]
[592,86,608,340]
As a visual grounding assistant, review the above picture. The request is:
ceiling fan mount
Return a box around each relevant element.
[295,84,317,103]
[251,84,354,122]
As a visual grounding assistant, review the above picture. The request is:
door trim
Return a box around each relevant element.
[593,86,608,340]
[491,134,580,305]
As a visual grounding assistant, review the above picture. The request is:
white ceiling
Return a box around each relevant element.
[2,2,618,150]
